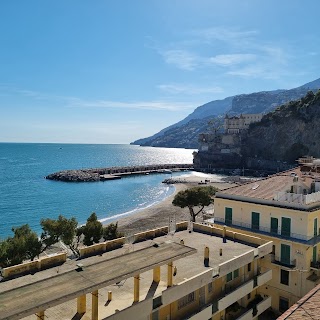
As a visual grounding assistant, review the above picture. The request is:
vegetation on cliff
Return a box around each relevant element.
[242,90,320,163]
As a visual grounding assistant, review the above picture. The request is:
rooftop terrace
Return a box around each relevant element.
[0,227,263,320]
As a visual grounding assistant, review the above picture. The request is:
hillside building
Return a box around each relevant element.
[224,114,263,134]
[213,163,320,316]
[194,113,263,171]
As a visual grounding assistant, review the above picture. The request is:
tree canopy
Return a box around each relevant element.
[0,212,125,268]
[172,186,218,222]
[80,212,103,246]
[0,224,41,267]
[40,215,78,253]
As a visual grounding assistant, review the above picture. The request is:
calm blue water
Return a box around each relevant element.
[0,143,194,238]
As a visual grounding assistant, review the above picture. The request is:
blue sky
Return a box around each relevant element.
[1,0,319,144]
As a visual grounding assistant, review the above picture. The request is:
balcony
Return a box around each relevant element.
[237,296,272,320]
[213,217,317,244]
[310,260,320,269]
[271,254,296,268]
[186,270,272,319]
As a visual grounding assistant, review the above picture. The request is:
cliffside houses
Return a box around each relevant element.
[194,113,263,171]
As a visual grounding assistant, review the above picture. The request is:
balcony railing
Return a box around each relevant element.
[213,217,319,244]
[186,270,272,320]
[271,254,296,268]
[310,261,320,269]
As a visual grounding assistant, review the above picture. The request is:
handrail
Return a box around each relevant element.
[213,217,314,243]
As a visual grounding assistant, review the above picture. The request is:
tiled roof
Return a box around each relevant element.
[217,168,317,202]
[277,284,320,319]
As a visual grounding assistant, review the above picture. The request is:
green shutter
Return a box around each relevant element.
[314,218,318,237]
[271,217,278,234]
[313,246,317,263]
[226,272,232,282]
[281,217,291,237]
[281,244,290,266]
[225,207,232,226]
[234,269,239,278]
[251,212,260,230]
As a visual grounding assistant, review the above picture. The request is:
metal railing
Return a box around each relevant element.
[271,255,296,268]
[213,217,314,243]
[310,261,320,269]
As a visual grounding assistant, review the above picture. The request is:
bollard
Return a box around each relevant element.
[220,248,222,256]
[108,291,112,301]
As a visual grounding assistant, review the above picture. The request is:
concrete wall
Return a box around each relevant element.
[106,297,152,320]
[219,251,254,277]
[162,269,212,305]
[1,252,67,279]
[79,223,189,258]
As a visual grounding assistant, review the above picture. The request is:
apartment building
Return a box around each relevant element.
[213,164,320,315]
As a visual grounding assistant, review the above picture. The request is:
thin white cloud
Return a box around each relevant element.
[191,27,259,44]
[161,50,198,70]
[208,54,256,66]
[0,85,196,112]
[66,98,195,111]
[157,83,223,95]
[156,26,293,80]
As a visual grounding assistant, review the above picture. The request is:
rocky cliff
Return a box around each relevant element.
[242,90,320,163]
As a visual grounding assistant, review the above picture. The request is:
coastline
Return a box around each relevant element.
[114,174,237,235]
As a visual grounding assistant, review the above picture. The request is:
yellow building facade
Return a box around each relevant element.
[213,168,320,316]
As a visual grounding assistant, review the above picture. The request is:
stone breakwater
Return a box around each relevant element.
[46,164,193,182]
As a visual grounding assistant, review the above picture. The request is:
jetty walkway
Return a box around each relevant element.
[46,163,193,182]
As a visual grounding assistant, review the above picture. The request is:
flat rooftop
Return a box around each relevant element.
[1,230,257,320]
[0,242,195,320]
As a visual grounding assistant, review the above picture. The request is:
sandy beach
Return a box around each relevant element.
[116,173,238,235]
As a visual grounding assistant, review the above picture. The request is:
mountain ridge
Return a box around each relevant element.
[131,78,320,148]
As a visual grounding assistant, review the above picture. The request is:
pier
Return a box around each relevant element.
[46,163,193,182]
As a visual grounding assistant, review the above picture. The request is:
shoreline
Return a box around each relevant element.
[113,174,238,235]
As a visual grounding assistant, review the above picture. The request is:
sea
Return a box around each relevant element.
[0,143,196,238]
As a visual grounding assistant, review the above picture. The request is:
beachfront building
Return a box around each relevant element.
[0,222,273,320]
[213,162,320,316]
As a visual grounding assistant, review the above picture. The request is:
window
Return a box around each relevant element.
[313,246,317,263]
[226,272,233,282]
[178,292,195,310]
[225,207,232,226]
[247,292,251,300]
[280,269,289,285]
[314,218,318,237]
[281,244,291,266]
[247,263,251,272]
[251,212,260,230]
[279,297,289,313]
[271,217,278,234]
[208,282,213,293]
[281,217,291,237]
[234,269,239,278]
